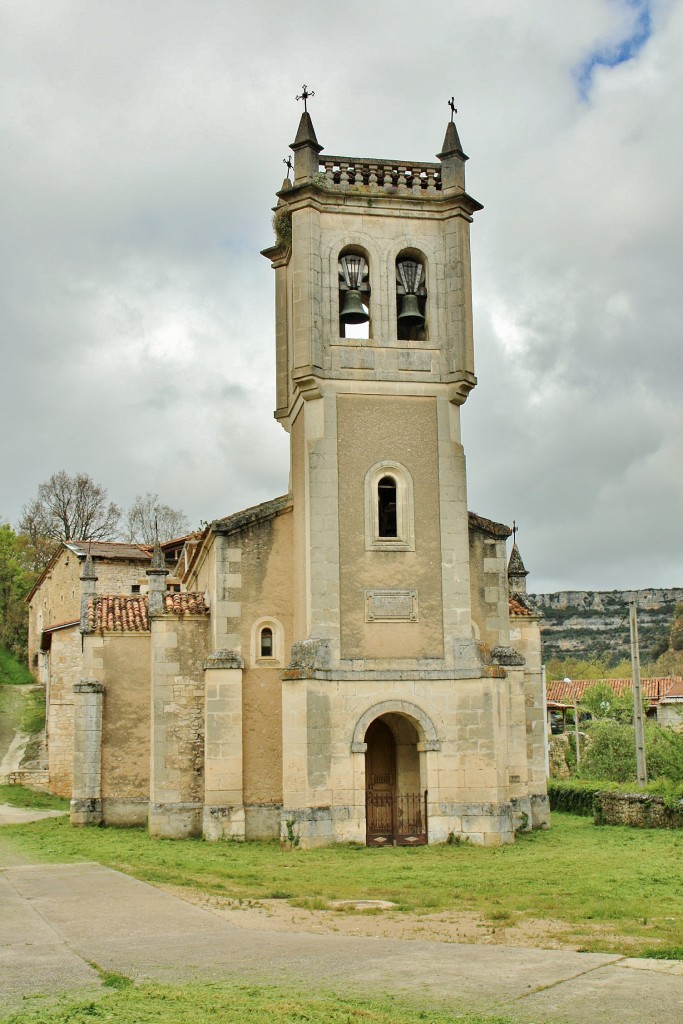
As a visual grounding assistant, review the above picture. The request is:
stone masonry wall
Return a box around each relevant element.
[46,626,81,796]
[594,791,683,828]
[150,615,209,837]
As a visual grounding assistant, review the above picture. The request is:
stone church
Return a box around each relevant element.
[32,108,548,847]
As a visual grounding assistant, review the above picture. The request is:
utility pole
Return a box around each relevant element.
[628,597,648,787]
[565,677,580,767]
[542,664,550,778]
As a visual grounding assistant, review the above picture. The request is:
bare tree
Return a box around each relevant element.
[125,493,190,545]
[18,471,121,543]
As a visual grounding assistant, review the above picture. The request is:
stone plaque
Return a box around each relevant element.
[365,589,418,622]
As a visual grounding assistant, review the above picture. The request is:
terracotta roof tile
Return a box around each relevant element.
[661,679,683,700]
[86,591,209,630]
[509,596,533,616]
[88,595,149,632]
[163,592,208,616]
[546,677,683,704]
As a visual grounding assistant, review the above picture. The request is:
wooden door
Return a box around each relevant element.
[365,719,396,844]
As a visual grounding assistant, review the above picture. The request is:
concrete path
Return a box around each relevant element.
[1,854,682,1022]
[0,804,66,825]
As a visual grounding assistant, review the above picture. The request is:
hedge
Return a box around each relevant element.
[547,779,620,816]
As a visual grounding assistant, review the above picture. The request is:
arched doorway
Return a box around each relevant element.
[364,714,427,846]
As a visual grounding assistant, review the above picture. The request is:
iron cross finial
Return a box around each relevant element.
[283,156,293,180]
[512,520,518,543]
[296,84,315,112]
[448,96,457,122]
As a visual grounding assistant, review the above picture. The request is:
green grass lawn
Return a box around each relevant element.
[0,646,34,686]
[0,784,68,810]
[4,981,515,1024]
[1,809,681,955]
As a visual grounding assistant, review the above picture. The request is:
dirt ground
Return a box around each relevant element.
[161,884,632,952]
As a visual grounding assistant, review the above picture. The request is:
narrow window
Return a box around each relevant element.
[377,477,398,538]
[260,627,274,658]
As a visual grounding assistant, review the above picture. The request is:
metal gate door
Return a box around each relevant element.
[366,790,428,846]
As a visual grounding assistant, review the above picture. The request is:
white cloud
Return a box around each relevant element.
[1,0,682,594]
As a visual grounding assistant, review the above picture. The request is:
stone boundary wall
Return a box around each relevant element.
[594,791,683,829]
[3,769,50,790]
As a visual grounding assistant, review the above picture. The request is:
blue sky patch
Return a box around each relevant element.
[575,0,652,100]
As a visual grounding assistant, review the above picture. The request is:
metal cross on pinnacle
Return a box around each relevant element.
[512,520,518,543]
[283,156,293,180]
[296,84,315,111]
[448,96,457,122]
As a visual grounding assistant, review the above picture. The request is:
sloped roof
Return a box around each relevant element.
[87,595,149,632]
[546,677,682,703]
[65,540,152,561]
[164,592,208,616]
[86,592,208,632]
[212,495,293,536]
[660,679,683,702]
[467,512,511,539]
[27,540,152,603]
[509,596,534,617]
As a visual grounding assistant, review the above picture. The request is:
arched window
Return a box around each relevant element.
[260,627,273,658]
[339,249,370,339]
[365,462,415,551]
[250,617,285,666]
[377,477,398,538]
[396,254,427,341]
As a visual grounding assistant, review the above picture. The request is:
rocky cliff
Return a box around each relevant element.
[528,588,683,665]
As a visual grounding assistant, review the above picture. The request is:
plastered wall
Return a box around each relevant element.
[238,511,293,806]
[100,635,151,804]
[45,625,80,796]
[337,394,444,660]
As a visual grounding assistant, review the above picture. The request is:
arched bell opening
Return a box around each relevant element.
[339,247,371,339]
[395,251,427,341]
[364,713,427,846]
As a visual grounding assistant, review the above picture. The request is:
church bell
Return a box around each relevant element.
[397,292,424,326]
[340,288,369,325]
[339,253,369,326]
[396,258,425,328]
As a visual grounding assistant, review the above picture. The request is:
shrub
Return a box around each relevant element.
[576,720,683,784]
[576,720,637,782]
[547,779,619,816]
[20,686,46,734]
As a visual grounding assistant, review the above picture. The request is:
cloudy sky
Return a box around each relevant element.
[1,0,681,593]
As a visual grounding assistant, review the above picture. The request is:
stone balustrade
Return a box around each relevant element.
[318,156,442,192]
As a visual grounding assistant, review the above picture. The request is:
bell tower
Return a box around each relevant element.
[263,105,483,671]
[261,101,539,848]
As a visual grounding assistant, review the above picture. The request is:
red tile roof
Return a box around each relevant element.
[163,592,208,616]
[509,596,533,616]
[546,677,682,703]
[661,679,683,701]
[88,595,148,632]
[86,591,209,631]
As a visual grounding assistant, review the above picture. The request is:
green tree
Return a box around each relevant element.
[578,719,683,783]
[580,682,644,724]
[0,523,39,660]
[545,656,614,681]
[670,603,683,652]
